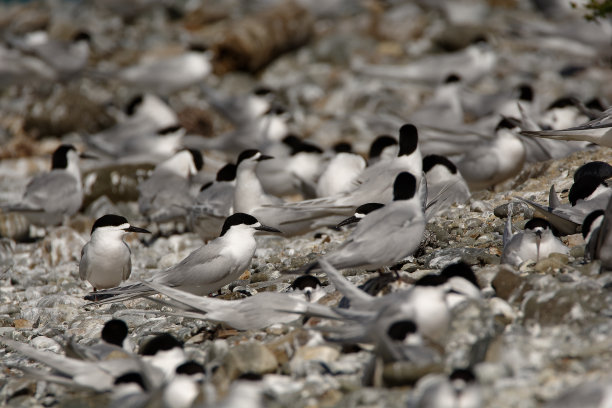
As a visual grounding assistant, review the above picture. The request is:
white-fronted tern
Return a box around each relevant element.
[501,215,568,267]
[137,147,203,224]
[80,214,150,292]
[85,213,281,305]
[1,144,95,227]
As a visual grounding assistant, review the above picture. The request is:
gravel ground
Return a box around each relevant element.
[1,0,612,407]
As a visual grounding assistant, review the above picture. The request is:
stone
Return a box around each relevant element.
[223,341,278,379]
[491,266,523,301]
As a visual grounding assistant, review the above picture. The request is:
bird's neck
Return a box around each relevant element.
[219,229,257,259]
[64,159,82,183]
[234,166,267,213]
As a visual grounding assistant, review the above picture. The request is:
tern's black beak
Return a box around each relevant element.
[535,230,542,261]
[125,226,151,234]
[255,225,282,233]
[336,215,359,229]
[79,152,99,160]
[257,155,274,161]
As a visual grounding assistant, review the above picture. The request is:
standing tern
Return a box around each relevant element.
[79,214,150,293]
[422,154,471,216]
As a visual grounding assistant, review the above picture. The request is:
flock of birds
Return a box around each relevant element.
[2,1,612,407]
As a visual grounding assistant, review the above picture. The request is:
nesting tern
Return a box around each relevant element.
[188,163,236,242]
[501,213,568,267]
[141,275,328,330]
[1,338,145,392]
[84,94,179,160]
[414,368,483,408]
[113,45,212,95]
[422,154,471,216]
[335,202,385,228]
[454,118,526,191]
[1,144,95,227]
[65,319,133,361]
[137,147,203,224]
[233,150,281,213]
[6,30,91,80]
[309,259,481,351]
[518,165,612,235]
[273,124,422,216]
[582,195,612,271]
[367,134,398,166]
[256,135,325,198]
[85,213,281,305]
[80,214,150,292]
[300,172,425,273]
[316,151,366,198]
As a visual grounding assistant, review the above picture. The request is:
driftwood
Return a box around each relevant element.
[210,2,314,74]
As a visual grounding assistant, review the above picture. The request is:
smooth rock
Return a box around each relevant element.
[223,341,279,379]
[491,266,524,301]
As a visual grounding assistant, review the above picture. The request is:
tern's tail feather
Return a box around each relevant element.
[83,282,153,305]
[311,322,370,344]
[515,197,580,235]
[520,129,599,143]
[0,203,44,213]
[318,259,374,308]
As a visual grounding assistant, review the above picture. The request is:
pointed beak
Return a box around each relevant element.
[257,155,274,161]
[304,289,312,302]
[125,226,151,234]
[255,225,282,233]
[79,152,98,160]
[336,216,359,228]
[535,230,542,261]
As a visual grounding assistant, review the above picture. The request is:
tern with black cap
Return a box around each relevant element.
[80,214,150,293]
[299,171,425,273]
[85,213,281,305]
[1,144,96,227]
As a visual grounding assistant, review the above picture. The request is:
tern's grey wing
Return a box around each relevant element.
[143,282,307,330]
[328,204,425,269]
[79,243,89,281]
[1,339,139,392]
[152,242,246,293]
[123,250,132,281]
[501,234,527,266]
[122,56,187,83]
[318,259,374,308]
[193,183,234,217]
[516,198,580,235]
[138,173,192,220]
[562,106,612,130]
[23,171,81,212]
